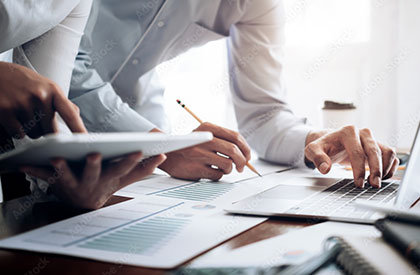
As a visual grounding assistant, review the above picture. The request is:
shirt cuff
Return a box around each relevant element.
[72,84,156,133]
[91,107,156,133]
[266,123,313,168]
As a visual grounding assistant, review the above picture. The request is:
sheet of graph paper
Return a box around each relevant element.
[0,195,265,268]
[115,159,293,205]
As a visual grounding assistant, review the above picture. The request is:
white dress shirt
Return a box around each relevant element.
[70,0,313,167]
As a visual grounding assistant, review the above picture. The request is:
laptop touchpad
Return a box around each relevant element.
[261,184,326,200]
[260,177,339,200]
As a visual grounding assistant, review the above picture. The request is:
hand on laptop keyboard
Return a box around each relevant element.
[304,126,399,188]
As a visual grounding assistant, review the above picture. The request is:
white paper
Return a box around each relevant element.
[0,161,361,269]
[189,221,379,268]
[116,159,292,206]
[0,195,265,269]
[0,160,289,268]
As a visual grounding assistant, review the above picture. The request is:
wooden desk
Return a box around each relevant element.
[0,192,313,274]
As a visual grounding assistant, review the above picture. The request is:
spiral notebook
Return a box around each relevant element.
[181,221,418,275]
[327,235,417,275]
[176,235,417,275]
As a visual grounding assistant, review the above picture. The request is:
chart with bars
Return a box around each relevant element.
[78,217,190,255]
[0,195,266,268]
[115,160,290,203]
[155,182,235,202]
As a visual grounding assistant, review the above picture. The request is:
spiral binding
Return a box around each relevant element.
[326,236,381,275]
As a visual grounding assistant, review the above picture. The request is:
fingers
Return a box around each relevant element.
[213,154,234,174]
[384,157,399,180]
[20,166,53,181]
[121,154,167,186]
[201,150,234,174]
[201,166,224,181]
[196,122,251,162]
[31,86,55,136]
[379,143,397,179]
[15,83,55,138]
[50,158,78,189]
[304,142,332,174]
[37,102,55,136]
[339,126,366,188]
[359,129,382,188]
[53,89,87,133]
[0,114,25,139]
[203,138,245,172]
[102,152,143,180]
[82,153,102,185]
[16,104,43,139]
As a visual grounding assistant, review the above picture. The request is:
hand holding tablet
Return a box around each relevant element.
[1,132,212,209]
[0,132,213,172]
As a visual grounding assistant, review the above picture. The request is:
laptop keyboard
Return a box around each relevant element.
[285,179,398,220]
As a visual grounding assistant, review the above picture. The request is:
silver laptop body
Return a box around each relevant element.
[225,124,420,224]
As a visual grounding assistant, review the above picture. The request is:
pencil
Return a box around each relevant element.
[176,99,262,177]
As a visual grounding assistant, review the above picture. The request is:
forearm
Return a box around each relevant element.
[13,0,92,95]
[0,0,80,53]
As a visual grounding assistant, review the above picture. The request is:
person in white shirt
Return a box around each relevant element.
[0,0,165,208]
[69,0,399,188]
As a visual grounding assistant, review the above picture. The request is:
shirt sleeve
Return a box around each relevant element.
[227,0,313,167]
[0,0,80,53]
[69,43,157,133]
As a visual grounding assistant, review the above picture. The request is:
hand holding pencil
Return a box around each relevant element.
[156,100,261,181]
[176,99,262,177]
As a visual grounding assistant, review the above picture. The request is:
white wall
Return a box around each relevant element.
[159,0,420,152]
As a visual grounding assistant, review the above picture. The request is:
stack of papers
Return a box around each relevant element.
[0,160,291,268]
[0,196,265,268]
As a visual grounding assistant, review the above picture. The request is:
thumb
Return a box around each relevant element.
[142,154,167,169]
[122,154,167,184]
[305,143,332,174]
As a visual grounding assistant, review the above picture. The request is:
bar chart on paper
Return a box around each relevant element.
[115,176,236,202]
[18,198,185,248]
[156,181,235,202]
[115,161,291,203]
[0,161,289,268]
[78,216,190,255]
[0,196,265,268]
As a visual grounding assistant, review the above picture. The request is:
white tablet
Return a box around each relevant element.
[0,132,213,171]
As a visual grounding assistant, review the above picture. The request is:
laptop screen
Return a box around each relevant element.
[395,123,420,209]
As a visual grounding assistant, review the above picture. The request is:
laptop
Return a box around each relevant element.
[225,124,420,224]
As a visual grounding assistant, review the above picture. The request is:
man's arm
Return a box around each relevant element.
[69,42,157,133]
[0,0,89,138]
[229,0,399,187]
[228,0,312,167]
[0,0,79,53]
[70,44,253,181]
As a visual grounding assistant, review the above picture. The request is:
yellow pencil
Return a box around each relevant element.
[176,99,262,177]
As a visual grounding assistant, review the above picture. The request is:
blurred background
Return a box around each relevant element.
[158,0,420,152]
